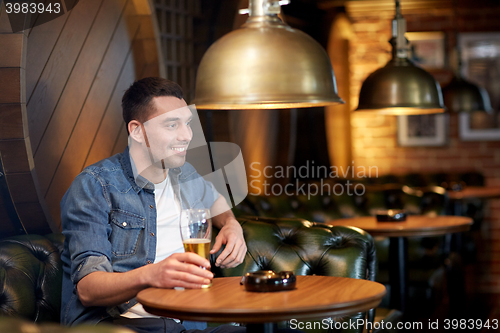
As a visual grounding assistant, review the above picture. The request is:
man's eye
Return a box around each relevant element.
[166,123,177,128]
[186,120,192,127]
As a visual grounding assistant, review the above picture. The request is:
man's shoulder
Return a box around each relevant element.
[178,162,207,181]
[81,152,125,176]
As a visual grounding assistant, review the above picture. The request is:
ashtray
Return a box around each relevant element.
[240,270,296,292]
[375,209,407,222]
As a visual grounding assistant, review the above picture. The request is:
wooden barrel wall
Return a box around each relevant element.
[0,0,164,236]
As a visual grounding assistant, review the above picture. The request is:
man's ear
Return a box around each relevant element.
[128,120,145,143]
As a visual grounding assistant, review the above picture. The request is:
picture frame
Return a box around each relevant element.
[406,32,446,69]
[458,113,500,141]
[397,114,448,147]
[457,32,500,141]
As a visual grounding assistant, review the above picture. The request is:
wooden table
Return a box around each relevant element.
[447,186,500,219]
[447,186,500,200]
[326,215,472,314]
[137,276,386,333]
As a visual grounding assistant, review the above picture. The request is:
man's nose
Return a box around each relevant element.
[178,123,192,142]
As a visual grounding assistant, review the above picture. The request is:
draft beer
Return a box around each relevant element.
[182,238,210,260]
[179,208,212,288]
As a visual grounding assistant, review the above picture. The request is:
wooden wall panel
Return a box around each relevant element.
[0,0,162,233]
[0,68,24,104]
[6,172,39,203]
[0,140,32,173]
[111,126,129,157]
[0,104,26,140]
[25,14,68,99]
[0,3,17,33]
[44,1,140,228]
[34,0,128,195]
[27,0,103,150]
[15,202,48,233]
[0,34,24,67]
[0,203,18,236]
[84,53,135,167]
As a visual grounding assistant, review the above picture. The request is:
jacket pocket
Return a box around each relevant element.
[109,210,145,256]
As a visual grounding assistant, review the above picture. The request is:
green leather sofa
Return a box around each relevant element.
[0,216,383,333]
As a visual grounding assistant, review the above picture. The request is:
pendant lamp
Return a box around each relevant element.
[193,0,344,110]
[354,0,445,115]
[442,12,492,114]
[442,76,492,114]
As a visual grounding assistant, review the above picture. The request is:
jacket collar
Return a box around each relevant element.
[120,146,185,192]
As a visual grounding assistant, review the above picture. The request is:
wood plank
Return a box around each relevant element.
[34,0,128,195]
[15,202,52,234]
[0,104,26,140]
[0,68,24,104]
[111,124,128,156]
[131,38,146,78]
[26,0,103,150]
[140,62,160,78]
[0,34,24,67]
[0,202,19,237]
[5,172,40,203]
[0,4,12,33]
[142,38,159,64]
[0,139,31,173]
[44,1,139,225]
[25,9,69,99]
[0,3,29,34]
[137,14,155,39]
[132,0,151,15]
[85,52,135,166]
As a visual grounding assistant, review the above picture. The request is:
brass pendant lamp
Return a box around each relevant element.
[441,2,492,115]
[442,76,492,113]
[354,0,445,115]
[193,0,344,110]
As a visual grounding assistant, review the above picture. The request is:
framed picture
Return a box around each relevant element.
[397,114,448,147]
[458,113,500,141]
[406,32,446,69]
[458,32,500,141]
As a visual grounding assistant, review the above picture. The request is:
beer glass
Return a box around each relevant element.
[179,208,212,288]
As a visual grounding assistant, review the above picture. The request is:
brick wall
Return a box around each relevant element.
[346,1,500,293]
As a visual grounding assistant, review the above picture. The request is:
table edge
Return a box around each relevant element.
[137,277,386,323]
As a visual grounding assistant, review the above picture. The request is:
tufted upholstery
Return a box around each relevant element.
[212,216,378,333]
[234,183,453,317]
[0,217,379,333]
[0,234,64,322]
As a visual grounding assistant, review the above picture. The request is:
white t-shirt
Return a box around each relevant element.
[121,175,183,319]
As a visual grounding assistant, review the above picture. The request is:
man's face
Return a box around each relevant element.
[141,96,193,170]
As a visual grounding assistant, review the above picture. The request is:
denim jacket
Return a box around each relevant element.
[60,147,218,325]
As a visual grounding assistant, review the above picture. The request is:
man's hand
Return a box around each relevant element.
[210,218,247,268]
[148,252,213,289]
[77,252,213,307]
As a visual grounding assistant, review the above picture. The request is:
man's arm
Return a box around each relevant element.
[63,173,212,308]
[210,194,247,268]
[76,252,213,307]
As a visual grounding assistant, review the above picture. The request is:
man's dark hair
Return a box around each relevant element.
[122,77,184,133]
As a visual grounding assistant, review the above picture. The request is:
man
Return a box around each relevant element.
[60,77,247,332]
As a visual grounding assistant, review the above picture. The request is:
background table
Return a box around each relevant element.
[447,186,500,200]
[326,215,472,313]
[137,276,386,333]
